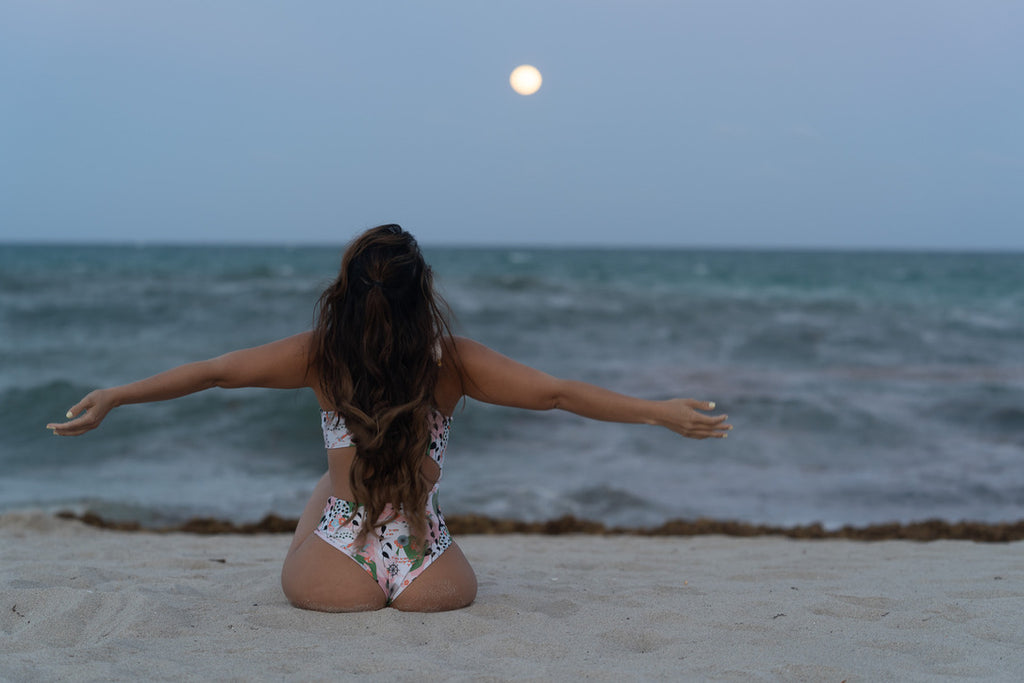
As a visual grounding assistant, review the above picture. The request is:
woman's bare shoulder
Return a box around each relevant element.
[448,336,489,358]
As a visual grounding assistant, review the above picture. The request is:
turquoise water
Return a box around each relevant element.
[2,244,1022,527]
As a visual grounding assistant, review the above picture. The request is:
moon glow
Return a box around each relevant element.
[509,65,542,96]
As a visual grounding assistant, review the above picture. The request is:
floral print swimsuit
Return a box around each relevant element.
[313,410,453,604]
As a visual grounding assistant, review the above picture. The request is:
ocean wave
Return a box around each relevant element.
[926,395,1024,437]
[3,245,1024,528]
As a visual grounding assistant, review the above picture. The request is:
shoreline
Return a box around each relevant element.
[55,509,1024,542]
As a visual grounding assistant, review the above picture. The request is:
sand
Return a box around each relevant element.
[2,511,1023,682]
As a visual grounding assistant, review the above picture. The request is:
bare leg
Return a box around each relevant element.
[280,472,387,611]
[389,542,477,612]
[281,534,388,612]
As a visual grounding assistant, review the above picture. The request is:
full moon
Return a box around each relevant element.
[509,65,542,96]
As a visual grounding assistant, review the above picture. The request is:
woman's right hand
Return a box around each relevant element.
[46,389,116,436]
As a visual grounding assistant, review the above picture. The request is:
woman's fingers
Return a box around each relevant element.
[50,420,95,436]
[707,413,733,437]
[684,398,717,412]
[683,401,730,426]
[695,424,731,438]
[46,417,84,436]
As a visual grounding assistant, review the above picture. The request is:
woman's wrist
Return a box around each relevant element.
[98,386,124,408]
[644,400,671,428]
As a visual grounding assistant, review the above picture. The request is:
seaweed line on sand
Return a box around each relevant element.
[53,510,1024,543]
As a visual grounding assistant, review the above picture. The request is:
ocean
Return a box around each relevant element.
[2,244,1022,529]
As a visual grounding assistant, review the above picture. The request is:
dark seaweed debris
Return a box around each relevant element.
[55,510,1024,542]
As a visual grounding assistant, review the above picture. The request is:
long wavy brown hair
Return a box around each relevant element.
[311,225,455,544]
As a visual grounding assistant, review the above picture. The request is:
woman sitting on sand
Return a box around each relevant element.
[47,224,731,612]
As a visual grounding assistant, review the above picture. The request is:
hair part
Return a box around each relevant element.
[311,224,457,544]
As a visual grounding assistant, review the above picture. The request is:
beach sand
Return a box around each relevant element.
[2,511,1023,682]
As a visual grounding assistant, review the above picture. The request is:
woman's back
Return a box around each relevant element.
[319,405,452,502]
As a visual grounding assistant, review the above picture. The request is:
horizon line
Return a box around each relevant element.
[2,239,1022,255]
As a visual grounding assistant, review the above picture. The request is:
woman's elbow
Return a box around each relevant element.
[202,358,236,389]
[546,380,571,412]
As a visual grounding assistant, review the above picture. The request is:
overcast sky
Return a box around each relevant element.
[2,1,1021,249]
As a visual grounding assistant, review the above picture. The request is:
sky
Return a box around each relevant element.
[1,1,1022,249]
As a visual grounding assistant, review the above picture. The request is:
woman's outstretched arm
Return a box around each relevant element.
[47,332,314,436]
[453,337,732,440]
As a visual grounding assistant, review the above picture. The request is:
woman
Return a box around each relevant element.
[46,224,732,612]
